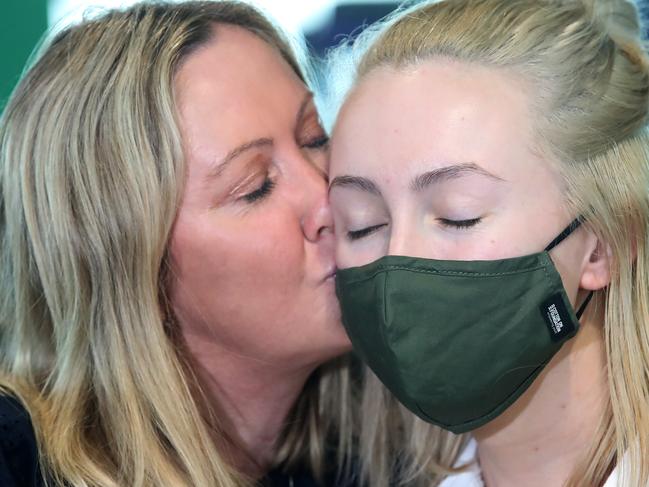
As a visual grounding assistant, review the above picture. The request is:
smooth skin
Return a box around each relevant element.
[170,25,350,477]
[329,60,611,487]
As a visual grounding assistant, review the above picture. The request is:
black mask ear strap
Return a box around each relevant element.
[544,216,593,319]
[544,216,585,252]
[575,291,594,320]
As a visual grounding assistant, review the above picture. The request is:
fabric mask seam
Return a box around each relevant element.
[417,360,550,431]
[379,271,410,405]
[339,263,549,285]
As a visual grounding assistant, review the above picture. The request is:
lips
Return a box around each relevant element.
[322,268,337,282]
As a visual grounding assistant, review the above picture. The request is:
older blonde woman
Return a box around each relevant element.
[328,0,649,486]
[0,2,357,486]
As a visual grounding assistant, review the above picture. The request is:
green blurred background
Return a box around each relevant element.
[0,0,403,113]
[1,0,48,111]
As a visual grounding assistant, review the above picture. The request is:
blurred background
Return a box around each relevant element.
[0,0,402,111]
[1,0,648,111]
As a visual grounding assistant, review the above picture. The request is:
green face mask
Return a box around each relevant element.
[335,219,592,434]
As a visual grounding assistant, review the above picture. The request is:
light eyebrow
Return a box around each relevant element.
[410,162,505,191]
[207,137,274,179]
[329,175,382,196]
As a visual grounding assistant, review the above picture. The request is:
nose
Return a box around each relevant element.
[303,195,334,242]
[298,163,334,243]
[386,219,429,258]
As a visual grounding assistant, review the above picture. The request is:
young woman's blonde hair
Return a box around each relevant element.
[0,2,354,486]
[326,0,649,485]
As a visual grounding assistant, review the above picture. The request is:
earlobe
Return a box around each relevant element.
[580,238,612,291]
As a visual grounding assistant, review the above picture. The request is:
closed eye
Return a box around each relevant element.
[241,178,276,204]
[301,135,330,150]
[438,217,482,229]
[347,223,388,241]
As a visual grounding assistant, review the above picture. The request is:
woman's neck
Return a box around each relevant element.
[474,304,608,487]
[183,331,319,479]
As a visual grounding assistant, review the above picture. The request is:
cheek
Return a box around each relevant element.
[335,237,387,269]
[334,239,356,269]
[168,211,307,327]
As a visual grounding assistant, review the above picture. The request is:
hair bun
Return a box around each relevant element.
[584,0,641,36]
[584,0,648,72]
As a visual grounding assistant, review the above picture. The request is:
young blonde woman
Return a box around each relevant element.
[0,2,358,486]
[328,0,649,486]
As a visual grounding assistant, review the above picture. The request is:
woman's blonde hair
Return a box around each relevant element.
[0,2,353,486]
[327,0,649,486]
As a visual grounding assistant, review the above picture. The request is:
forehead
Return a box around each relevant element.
[174,24,306,136]
[331,60,537,179]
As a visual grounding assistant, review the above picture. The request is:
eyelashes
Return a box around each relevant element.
[438,217,482,229]
[241,178,276,204]
[347,223,388,241]
[238,134,328,205]
[346,218,482,241]
[301,135,330,150]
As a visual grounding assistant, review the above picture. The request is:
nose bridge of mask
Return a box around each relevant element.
[334,267,418,411]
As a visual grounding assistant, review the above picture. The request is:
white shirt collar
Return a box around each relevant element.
[438,438,621,487]
[438,439,482,487]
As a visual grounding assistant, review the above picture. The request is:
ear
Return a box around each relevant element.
[579,235,612,291]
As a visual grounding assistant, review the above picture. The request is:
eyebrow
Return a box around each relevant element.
[207,137,274,179]
[410,163,505,191]
[329,163,504,196]
[329,175,382,196]
[207,92,315,180]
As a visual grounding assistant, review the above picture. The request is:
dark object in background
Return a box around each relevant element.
[305,3,400,56]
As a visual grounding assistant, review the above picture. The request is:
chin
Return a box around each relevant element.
[315,327,354,363]
[322,307,352,350]
[287,297,351,364]
[290,326,352,369]
[327,332,354,357]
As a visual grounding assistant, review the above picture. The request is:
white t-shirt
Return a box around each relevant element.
[439,439,620,487]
